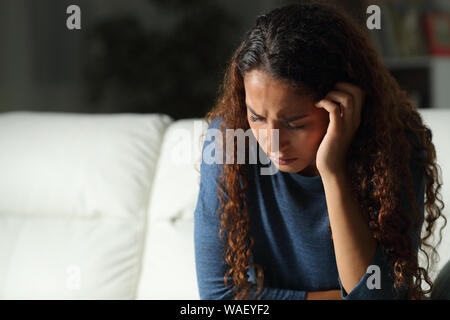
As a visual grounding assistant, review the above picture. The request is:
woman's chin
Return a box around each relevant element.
[276,166,300,173]
[271,159,304,173]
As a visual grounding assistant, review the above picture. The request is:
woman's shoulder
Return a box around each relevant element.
[206,115,225,131]
[200,116,228,181]
[202,115,226,162]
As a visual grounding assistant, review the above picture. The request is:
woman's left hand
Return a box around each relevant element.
[314,82,365,176]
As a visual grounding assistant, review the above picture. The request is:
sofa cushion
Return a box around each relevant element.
[419,109,450,277]
[137,118,207,299]
[0,111,172,298]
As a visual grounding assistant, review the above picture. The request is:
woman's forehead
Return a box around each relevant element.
[244,69,313,100]
[244,70,315,117]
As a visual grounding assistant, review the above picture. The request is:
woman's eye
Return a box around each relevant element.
[249,115,264,122]
[287,124,305,130]
[249,115,305,130]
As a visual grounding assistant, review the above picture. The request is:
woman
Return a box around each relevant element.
[194,1,446,300]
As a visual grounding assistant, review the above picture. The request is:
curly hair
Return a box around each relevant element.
[203,0,446,300]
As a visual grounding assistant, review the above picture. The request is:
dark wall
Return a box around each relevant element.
[0,0,447,119]
[0,0,278,118]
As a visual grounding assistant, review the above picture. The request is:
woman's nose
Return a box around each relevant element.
[267,122,289,154]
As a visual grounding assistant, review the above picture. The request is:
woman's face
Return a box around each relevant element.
[243,69,329,176]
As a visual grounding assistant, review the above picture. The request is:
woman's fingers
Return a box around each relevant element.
[315,99,342,132]
[334,82,365,127]
[315,82,365,134]
[323,90,354,126]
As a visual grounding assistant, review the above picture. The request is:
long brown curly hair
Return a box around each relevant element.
[203,1,446,300]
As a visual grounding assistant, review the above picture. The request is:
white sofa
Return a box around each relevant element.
[0,109,449,299]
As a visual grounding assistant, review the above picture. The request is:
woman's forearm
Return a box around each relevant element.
[321,170,377,295]
[306,290,343,300]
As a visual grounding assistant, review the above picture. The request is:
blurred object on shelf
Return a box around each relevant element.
[361,0,450,109]
[424,13,450,56]
[431,0,450,12]
[366,0,428,58]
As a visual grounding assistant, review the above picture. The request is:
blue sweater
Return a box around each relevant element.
[194,116,425,300]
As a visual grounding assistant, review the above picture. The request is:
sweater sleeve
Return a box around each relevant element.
[193,118,307,300]
[337,156,426,300]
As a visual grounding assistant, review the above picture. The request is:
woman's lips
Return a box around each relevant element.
[270,156,298,165]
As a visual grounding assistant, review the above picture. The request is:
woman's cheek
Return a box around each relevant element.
[293,130,314,153]
[294,126,323,154]
[311,125,328,150]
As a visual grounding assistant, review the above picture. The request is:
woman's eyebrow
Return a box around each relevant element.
[245,103,309,121]
[283,114,310,122]
[246,104,261,116]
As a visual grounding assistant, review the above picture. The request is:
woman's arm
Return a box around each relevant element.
[306,290,343,300]
[320,159,425,300]
[314,82,377,294]
[321,170,377,295]
[195,181,311,299]
[314,82,412,299]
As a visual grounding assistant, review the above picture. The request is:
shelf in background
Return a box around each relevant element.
[383,55,450,70]
[383,55,431,69]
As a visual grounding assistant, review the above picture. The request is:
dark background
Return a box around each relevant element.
[0,0,449,120]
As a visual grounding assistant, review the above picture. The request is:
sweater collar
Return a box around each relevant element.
[281,168,324,192]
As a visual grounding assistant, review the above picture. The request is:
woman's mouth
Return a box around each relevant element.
[270,157,298,165]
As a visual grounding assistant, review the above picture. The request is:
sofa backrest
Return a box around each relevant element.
[419,109,450,276]
[137,118,207,299]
